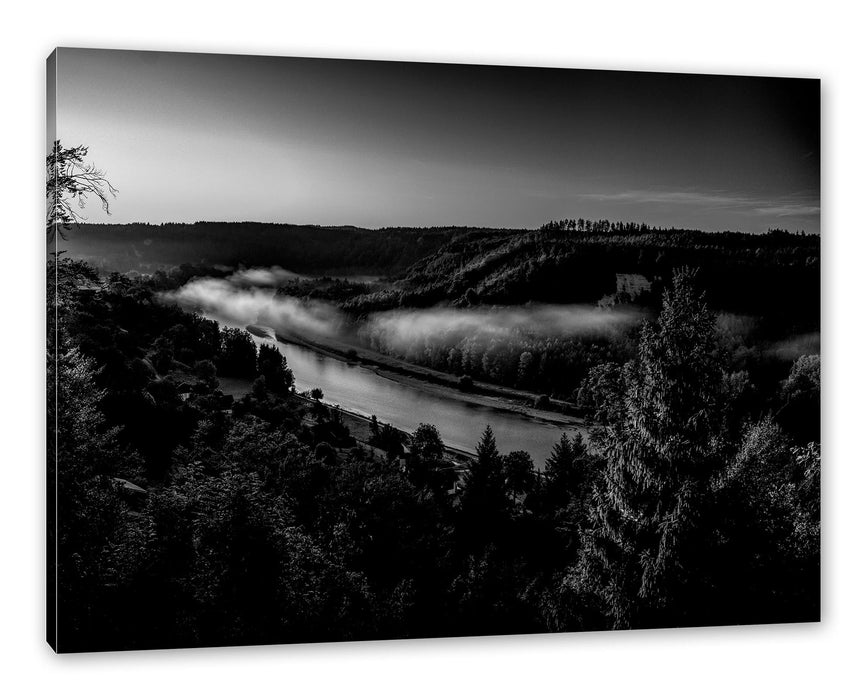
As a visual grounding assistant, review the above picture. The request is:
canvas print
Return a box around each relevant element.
[47,49,820,652]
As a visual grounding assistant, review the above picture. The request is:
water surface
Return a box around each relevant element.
[215,318,587,467]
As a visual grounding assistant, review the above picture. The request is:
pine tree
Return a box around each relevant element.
[582,269,726,628]
[545,433,575,485]
[459,426,508,548]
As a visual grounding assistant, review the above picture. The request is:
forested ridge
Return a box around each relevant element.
[63,222,483,275]
[49,249,820,651]
[64,221,819,317]
[365,224,819,315]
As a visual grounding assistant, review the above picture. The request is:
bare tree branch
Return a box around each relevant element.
[47,140,118,243]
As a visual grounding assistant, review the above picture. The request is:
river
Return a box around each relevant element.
[212,318,588,467]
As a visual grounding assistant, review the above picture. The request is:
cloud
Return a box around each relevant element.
[577,189,820,219]
[754,205,821,217]
[580,190,754,209]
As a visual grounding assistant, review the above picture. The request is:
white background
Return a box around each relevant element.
[1,1,863,697]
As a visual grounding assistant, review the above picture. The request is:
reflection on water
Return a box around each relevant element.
[216,319,587,467]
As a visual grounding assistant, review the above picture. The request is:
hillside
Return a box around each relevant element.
[389,226,820,320]
[60,222,476,276]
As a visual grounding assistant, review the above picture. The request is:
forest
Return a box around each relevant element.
[49,219,820,650]
[63,222,462,275]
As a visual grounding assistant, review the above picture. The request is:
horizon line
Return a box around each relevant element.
[66,220,821,236]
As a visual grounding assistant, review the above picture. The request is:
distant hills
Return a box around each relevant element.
[60,221,819,320]
[59,222,476,276]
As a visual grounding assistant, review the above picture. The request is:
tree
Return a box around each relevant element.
[410,423,444,464]
[193,359,218,391]
[459,426,508,548]
[777,354,820,443]
[516,351,535,388]
[545,433,575,483]
[503,450,535,500]
[47,140,117,242]
[50,345,143,650]
[407,423,446,490]
[573,362,624,422]
[369,421,405,458]
[577,269,727,629]
[218,327,258,378]
[705,418,820,624]
[256,344,294,395]
[148,336,175,375]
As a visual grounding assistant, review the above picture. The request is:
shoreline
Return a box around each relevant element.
[264,326,584,428]
[296,393,477,465]
[217,375,476,465]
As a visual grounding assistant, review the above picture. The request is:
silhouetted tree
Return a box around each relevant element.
[256,344,294,395]
[459,426,508,549]
[47,140,117,242]
[218,327,257,378]
[407,423,446,491]
[410,423,445,464]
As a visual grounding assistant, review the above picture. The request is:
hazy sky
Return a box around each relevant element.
[52,48,820,232]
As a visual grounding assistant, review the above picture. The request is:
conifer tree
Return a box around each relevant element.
[545,433,575,481]
[582,269,726,628]
[459,426,508,548]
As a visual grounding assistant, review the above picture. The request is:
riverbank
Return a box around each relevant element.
[217,374,475,465]
[265,326,583,428]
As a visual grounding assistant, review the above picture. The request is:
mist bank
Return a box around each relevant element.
[161,276,348,340]
[161,267,819,359]
[162,268,647,347]
[227,265,313,287]
[366,304,646,349]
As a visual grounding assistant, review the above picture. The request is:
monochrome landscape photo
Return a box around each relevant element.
[47,48,820,652]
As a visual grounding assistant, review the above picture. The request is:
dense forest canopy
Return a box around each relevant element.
[390,224,819,316]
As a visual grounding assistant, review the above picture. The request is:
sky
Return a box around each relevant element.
[52,48,820,233]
